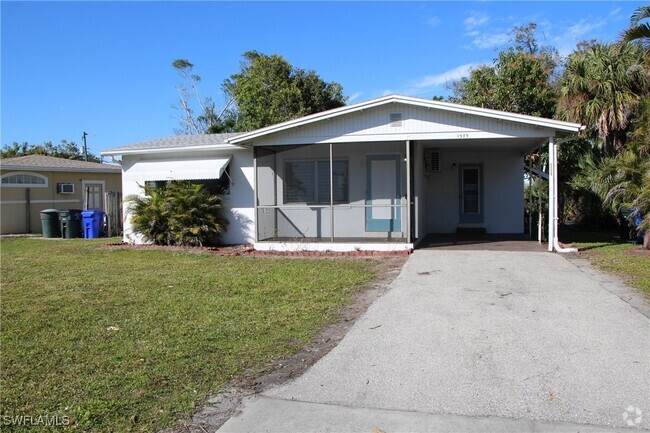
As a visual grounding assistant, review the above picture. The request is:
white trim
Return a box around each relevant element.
[548,138,555,252]
[82,180,106,211]
[1,171,48,188]
[228,95,584,145]
[101,143,246,157]
[123,156,232,182]
[253,242,413,252]
[0,199,81,205]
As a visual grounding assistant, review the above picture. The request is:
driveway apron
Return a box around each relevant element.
[220,250,650,432]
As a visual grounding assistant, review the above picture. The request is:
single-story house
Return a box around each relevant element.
[102,95,583,252]
[0,155,122,234]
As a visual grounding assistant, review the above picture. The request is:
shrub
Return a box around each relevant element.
[125,181,228,246]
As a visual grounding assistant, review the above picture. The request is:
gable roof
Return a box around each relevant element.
[0,155,121,173]
[101,133,243,156]
[228,94,584,145]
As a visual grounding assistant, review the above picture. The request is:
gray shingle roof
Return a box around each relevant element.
[102,133,242,154]
[0,155,121,172]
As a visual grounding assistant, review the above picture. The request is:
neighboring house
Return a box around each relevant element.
[102,95,582,252]
[0,155,122,234]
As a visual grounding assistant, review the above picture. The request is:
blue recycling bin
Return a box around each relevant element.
[81,210,105,239]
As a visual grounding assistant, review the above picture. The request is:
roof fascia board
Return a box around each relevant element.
[0,166,121,173]
[246,128,560,147]
[228,95,583,144]
[101,143,247,157]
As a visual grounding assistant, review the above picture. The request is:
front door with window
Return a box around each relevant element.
[459,165,483,224]
[366,155,401,232]
[84,182,104,211]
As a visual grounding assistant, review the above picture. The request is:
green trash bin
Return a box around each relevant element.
[40,209,61,238]
[58,209,83,239]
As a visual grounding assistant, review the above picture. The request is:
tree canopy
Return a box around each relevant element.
[557,42,648,156]
[224,51,347,132]
[449,23,558,118]
[1,140,100,162]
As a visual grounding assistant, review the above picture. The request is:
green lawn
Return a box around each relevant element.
[0,238,375,432]
[561,229,650,292]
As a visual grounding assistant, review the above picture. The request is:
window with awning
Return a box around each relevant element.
[128,156,232,182]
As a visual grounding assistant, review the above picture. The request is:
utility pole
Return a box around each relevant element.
[82,131,88,161]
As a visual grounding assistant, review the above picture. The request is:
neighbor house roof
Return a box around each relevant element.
[229,94,584,145]
[101,133,243,156]
[0,155,122,173]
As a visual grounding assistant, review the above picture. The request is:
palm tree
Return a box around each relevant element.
[125,181,228,246]
[620,5,650,50]
[557,43,648,157]
[165,181,228,247]
[573,143,650,248]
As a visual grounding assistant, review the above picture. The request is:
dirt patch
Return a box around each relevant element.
[159,256,407,433]
[103,242,411,257]
[624,247,650,258]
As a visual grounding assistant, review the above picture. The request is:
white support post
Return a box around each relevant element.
[552,137,560,250]
[548,137,556,252]
[537,147,542,244]
[253,147,259,243]
[406,140,412,244]
[329,143,334,242]
[528,152,533,239]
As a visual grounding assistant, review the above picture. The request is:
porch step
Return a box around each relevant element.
[456,226,486,235]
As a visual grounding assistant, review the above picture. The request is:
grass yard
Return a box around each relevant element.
[561,229,650,292]
[0,238,375,432]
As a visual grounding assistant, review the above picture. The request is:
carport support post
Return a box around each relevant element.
[253,146,258,243]
[537,147,542,244]
[329,143,334,242]
[406,140,411,244]
[548,137,557,252]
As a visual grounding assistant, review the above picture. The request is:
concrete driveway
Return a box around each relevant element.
[219,250,650,432]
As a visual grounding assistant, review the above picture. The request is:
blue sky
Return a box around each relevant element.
[1,1,643,157]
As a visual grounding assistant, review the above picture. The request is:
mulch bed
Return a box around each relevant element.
[101,242,412,257]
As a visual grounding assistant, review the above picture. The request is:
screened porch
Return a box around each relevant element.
[253,141,413,246]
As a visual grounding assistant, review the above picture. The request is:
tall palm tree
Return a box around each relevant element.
[620,5,650,50]
[557,43,648,157]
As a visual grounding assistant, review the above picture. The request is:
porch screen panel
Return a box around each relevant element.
[317,160,349,204]
[285,161,315,203]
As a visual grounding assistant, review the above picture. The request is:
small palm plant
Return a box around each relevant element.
[125,181,228,246]
[125,183,174,245]
[165,181,228,246]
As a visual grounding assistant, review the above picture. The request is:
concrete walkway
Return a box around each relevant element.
[219,250,650,432]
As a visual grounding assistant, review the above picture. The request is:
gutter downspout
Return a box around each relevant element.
[549,136,578,253]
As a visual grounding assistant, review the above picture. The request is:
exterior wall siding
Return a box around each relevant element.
[249,103,554,146]
[121,148,255,245]
[425,150,524,234]
[0,170,121,234]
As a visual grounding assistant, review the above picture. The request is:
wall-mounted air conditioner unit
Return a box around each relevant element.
[57,183,75,194]
[424,150,441,173]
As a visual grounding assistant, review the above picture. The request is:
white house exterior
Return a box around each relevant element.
[102,95,582,252]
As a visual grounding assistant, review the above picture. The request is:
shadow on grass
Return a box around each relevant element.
[559,225,629,251]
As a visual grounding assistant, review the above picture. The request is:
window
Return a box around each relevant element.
[284,160,349,204]
[143,166,231,195]
[1,172,48,187]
